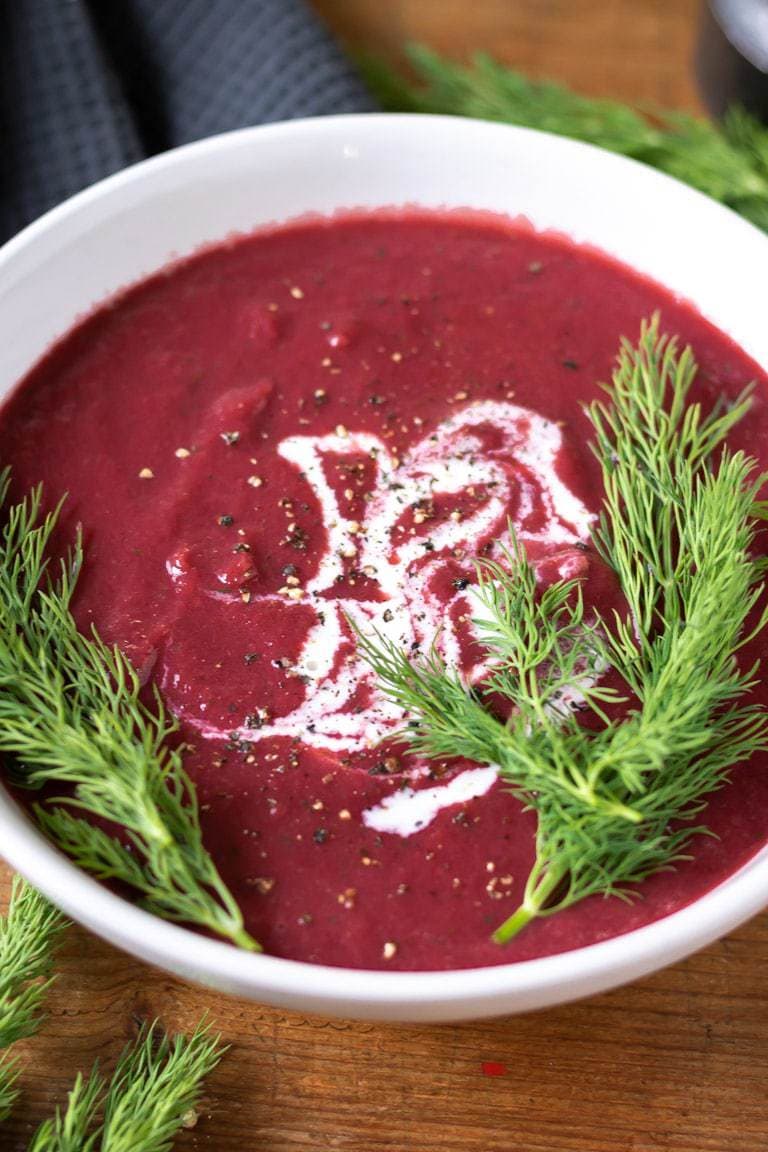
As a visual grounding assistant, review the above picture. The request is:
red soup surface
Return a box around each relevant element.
[2,211,768,971]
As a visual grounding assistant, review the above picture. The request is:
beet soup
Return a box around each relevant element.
[2,211,768,971]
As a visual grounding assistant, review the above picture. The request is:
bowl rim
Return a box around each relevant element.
[1,111,767,1020]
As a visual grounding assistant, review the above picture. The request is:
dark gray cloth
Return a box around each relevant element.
[1,0,374,242]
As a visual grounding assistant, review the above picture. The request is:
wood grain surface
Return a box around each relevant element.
[317,0,704,111]
[4,3,766,1150]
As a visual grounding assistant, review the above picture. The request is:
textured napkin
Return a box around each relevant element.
[1,0,374,242]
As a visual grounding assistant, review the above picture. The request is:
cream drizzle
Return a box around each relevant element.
[176,401,595,762]
[362,766,499,836]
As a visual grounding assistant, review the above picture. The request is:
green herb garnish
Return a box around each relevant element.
[362,47,768,233]
[0,479,257,952]
[27,1068,104,1152]
[0,879,223,1145]
[0,878,67,1120]
[28,1018,225,1152]
[358,318,768,941]
[0,1057,16,1121]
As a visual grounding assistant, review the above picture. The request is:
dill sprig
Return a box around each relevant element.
[359,319,768,941]
[27,1069,104,1152]
[362,47,768,233]
[0,878,67,1048]
[355,566,634,821]
[0,1062,18,1126]
[27,1018,225,1152]
[0,477,258,952]
[0,878,67,1121]
[0,883,222,1145]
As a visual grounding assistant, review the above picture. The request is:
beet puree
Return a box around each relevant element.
[2,211,768,971]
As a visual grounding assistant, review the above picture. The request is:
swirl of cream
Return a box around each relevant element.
[180,400,594,755]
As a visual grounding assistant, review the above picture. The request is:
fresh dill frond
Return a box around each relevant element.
[354,559,635,822]
[0,477,258,952]
[360,319,768,941]
[587,321,755,692]
[361,47,768,233]
[0,877,67,1049]
[0,882,223,1146]
[0,878,67,1121]
[496,449,767,941]
[27,1068,105,1152]
[0,1055,20,1123]
[99,1019,225,1152]
[27,1018,224,1152]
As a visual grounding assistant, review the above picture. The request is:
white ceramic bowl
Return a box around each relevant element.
[1,115,767,1022]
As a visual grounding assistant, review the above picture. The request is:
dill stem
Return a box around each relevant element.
[230,925,262,952]
[492,864,564,944]
[601,799,643,823]
[572,776,642,822]
[491,905,536,944]
[207,875,261,952]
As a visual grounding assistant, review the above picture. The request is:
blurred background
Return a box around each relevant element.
[314,0,704,110]
[4,0,767,242]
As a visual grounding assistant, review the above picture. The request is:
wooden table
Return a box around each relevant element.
[4,3,768,1150]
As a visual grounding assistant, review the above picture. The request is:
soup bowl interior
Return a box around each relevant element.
[0,114,767,1021]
